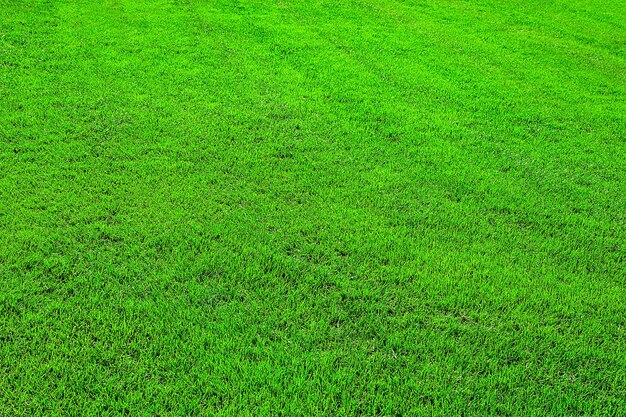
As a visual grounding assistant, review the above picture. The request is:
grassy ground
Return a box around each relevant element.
[1,0,625,415]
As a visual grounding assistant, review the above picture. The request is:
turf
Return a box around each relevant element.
[1,0,625,415]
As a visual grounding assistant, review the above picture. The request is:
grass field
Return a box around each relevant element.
[1,0,626,415]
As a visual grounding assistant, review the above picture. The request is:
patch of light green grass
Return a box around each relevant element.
[1,0,625,415]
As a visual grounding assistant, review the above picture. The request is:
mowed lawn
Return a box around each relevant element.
[1,0,625,415]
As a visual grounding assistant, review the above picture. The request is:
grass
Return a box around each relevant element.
[1,0,625,415]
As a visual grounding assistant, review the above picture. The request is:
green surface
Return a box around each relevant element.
[1,0,625,415]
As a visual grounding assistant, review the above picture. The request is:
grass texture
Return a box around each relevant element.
[1,0,626,415]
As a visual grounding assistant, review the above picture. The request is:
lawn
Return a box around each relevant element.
[1,0,625,415]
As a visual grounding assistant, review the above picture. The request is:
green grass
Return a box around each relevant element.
[1,0,625,415]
